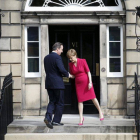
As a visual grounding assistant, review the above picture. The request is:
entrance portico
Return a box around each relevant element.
[21,12,126,116]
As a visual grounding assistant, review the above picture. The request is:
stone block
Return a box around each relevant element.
[1,12,9,23]
[126,77,135,89]
[126,11,136,23]
[127,64,137,75]
[125,0,140,10]
[13,77,21,89]
[5,133,137,140]
[25,78,41,84]
[41,17,99,24]
[13,90,21,102]
[21,110,40,116]
[11,64,21,76]
[11,12,21,23]
[127,103,135,115]
[126,37,137,50]
[0,0,22,10]
[13,103,21,116]
[127,90,135,103]
[107,78,123,84]
[1,52,21,63]
[23,18,40,23]
[126,24,140,36]
[0,64,10,76]
[126,51,140,63]
[1,25,21,37]
[25,84,40,109]
[108,84,125,109]
[0,38,10,50]
[11,39,21,50]
[103,109,126,116]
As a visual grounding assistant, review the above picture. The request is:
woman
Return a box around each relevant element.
[67,49,104,125]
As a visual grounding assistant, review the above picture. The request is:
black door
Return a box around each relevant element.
[49,25,100,114]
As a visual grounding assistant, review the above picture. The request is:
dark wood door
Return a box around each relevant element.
[49,25,99,114]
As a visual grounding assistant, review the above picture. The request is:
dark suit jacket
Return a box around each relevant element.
[44,52,69,89]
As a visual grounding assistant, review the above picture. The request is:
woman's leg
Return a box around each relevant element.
[91,98,104,119]
[78,102,84,123]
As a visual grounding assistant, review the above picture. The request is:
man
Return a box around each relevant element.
[44,42,71,129]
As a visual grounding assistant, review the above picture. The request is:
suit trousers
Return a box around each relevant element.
[45,89,64,123]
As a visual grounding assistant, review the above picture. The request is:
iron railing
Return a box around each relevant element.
[0,73,13,140]
[132,72,140,140]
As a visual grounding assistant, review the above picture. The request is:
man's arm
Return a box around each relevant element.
[56,57,69,78]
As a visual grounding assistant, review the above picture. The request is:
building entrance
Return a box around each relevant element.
[49,25,99,114]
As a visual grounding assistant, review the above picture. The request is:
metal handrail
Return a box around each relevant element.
[0,73,13,140]
[133,72,140,140]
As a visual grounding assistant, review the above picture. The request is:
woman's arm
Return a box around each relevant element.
[87,71,92,90]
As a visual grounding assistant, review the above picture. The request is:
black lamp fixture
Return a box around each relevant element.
[135,6,140,51]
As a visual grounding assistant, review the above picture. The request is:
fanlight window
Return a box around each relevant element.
[25,0,123,11]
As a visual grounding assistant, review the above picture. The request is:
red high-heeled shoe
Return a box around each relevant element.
[78,117,84,125]
[100,113,104,121]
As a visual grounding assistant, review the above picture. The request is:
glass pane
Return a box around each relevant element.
[28,58,39,72]
[30,0,119,6]
[110,58,120,72]
[109,27,120,41]
[28,43,39,57]
[109,42,120,56]
[27,27,39,41]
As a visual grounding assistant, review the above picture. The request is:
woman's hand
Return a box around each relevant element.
[71,75,75,79]
[88,83,92,90]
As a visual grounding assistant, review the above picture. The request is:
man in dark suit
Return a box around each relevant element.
[44,42,71,129]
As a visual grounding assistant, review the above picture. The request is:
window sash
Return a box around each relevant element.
[25,26,41,77]
[107,25,123,77]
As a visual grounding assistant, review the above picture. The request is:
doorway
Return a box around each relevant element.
[49,25,100,114]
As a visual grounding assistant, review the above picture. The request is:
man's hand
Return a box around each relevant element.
[68,73,75,78]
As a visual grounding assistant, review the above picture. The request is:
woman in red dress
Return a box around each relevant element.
[67,49,104,125]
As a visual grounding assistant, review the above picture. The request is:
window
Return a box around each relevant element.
[25,26,41,77]
[107,25,123,77]
[25,0,123,11]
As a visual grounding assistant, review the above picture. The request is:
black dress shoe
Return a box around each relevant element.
[44,118,53,129]
[52,122,64,126]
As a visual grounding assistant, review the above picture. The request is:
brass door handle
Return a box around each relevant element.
[63,77,69,83]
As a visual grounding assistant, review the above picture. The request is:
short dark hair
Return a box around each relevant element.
[52,42,63,51]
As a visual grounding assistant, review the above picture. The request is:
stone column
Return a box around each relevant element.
[99,24,108,112]
[40,25,49,116]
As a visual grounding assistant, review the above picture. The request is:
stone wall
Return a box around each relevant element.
[0,0,137,117]
[124,0,140,116]
[0,0,22,116]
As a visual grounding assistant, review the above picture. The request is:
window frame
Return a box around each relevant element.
[107,24,123,77]
[25,0,123,11]
[25,25,41,77]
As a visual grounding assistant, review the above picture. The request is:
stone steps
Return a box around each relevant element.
[5,115,137,140]
[7,115,136,133]
[5,133,137,140]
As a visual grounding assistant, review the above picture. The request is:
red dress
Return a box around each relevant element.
[69,58,96,102]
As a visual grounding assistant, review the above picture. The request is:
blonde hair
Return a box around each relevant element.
[67,49,77,58]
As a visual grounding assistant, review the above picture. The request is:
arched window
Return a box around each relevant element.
[25,0,123,11]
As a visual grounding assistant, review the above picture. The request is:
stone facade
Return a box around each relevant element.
[125,0,140,115]
[0,0,140,117]
[0,0,22,116]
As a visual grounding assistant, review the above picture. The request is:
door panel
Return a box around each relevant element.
[49,25,99,114]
